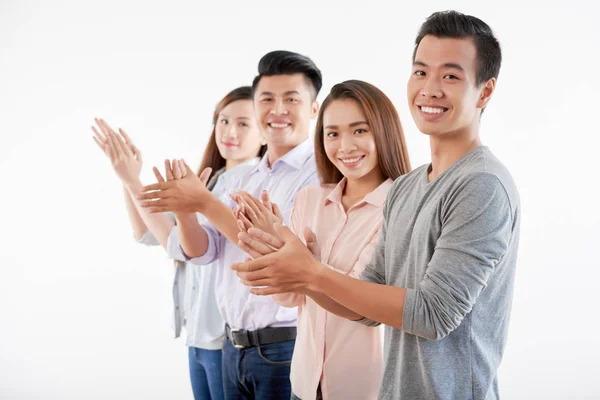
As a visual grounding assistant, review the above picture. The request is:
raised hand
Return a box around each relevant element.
[137,159,212,214]
[92,118,142,185]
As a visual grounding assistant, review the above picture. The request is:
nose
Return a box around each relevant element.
[421,75,443,99]
[270,98,288,115]
[224,122,237,140]
[340,133,358,153]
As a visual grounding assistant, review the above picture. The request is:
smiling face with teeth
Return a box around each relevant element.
[322,99,383,186]
[408,35,495,139]
[254,73,319,157]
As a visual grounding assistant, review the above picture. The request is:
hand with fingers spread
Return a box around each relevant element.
[232,223,326,296]
[137,159,213,214]
[91,118,142,186]
[231,190,283,236]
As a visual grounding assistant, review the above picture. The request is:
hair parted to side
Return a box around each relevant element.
[314,80,411,184]
[413,10,502,86]
[197,86,266,180]
[251,50,323,100]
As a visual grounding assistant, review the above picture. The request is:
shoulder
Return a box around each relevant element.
[294,184,336,207]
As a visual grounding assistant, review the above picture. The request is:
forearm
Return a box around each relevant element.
[202,196,242,246]
[303,288,363,321]
[176,214,210,258]
[123,186,148,241]
[311,266,407,329]
[125,180,175,248]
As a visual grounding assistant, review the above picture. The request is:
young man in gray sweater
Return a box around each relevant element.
[233,10,519,400]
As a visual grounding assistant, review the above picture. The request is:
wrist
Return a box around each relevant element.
[174,212,197,224]
[198,192,219,214]
[123,179,143,195]
[307,259,328,293]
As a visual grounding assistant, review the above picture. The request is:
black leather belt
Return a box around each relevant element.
[226,324,297,349]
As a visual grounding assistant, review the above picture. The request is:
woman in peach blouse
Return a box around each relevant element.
[233,80,411,400]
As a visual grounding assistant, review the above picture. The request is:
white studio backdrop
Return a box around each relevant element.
[1,0,599,398]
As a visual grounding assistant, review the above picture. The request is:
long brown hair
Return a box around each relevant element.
[314,80,411,184]
[197,86,267,178]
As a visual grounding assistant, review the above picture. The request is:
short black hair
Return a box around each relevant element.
[252,50,323,99]
[414,10,502,86]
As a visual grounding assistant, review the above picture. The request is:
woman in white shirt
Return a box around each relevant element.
[91,86,265,400]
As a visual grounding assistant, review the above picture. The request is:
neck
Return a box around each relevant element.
[266,137,307,167]
[225,157,251,171]
[428,126,481,181]
[342,170,385,210]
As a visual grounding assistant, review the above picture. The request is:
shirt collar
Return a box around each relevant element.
[325,178,393,208]
[253,138,313,174]
[220,157,260,183]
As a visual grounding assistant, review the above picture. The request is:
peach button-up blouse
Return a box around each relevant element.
[274,178,392,400]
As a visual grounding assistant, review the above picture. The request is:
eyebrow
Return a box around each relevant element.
[259,90,301,96]
[218,114,250,120]
[324,121,369,130]
[413,61,465,72]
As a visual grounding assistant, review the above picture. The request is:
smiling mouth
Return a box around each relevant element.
[419,106,448,114]
[268,122,291,129]
[339,155,365,166]
[222,142,237,147]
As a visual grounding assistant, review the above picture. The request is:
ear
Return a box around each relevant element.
[476,78,496,110]
[311,100,319,120]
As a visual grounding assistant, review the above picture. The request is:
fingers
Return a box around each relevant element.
[236,218,247,233]
[177,159,187,178]
[237,191,267,221]
[172,158,183,179]
[104,126,119,161]
[118,128,133,145]
[239,212,254,231]
[131,144,142,163]
[165,159,175,181]
[152,166,166,183]
[92,135,107,154]
[272,203,283,219]
[199,167,212,185]
[303,226,317,243]
[238,231,274,256]
[238,196,259,221]
[138,183,173,200]
[247,227,284,249]
[91,125,107,145]
[303,226,320,258]
[261,190,272,212]
[231,257,271,273]
[250,286,285,296]
[237,240,265,259]
[138,198,168,208]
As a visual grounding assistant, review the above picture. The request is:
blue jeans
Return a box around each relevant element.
[188,347,224,400]
[222,338,295,399]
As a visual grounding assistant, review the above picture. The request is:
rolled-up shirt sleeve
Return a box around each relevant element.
[182,222,224,266]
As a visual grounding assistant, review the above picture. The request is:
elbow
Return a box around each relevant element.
[419,327,453,341]
[406,290,468,341]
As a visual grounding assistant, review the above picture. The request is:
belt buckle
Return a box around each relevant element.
[230,328,245,349]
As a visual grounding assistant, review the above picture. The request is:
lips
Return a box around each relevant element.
[267,122,291,129]
[417,105,448,121]
[221,142,237,147]
[338,155,365,167]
